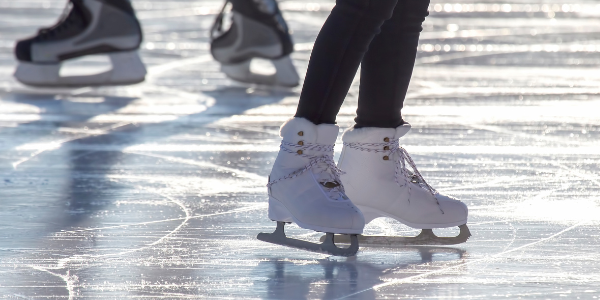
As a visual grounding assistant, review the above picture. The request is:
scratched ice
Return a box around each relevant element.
[1,0,600,299]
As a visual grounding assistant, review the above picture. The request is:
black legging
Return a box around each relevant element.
[295,0,430,128]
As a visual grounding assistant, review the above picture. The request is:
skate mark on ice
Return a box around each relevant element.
[208,123,280,137]
[140,84,213,103]
[28,265,77,300]
[106,187,192,255]
[56,186,190,256]
[30,183,264,296]
[339,154,600,297]
[466,124,590,146]
[493,221,517,254]
[57,202,264,235]
[489,222,517,271]
[553,161,600,191]
[124,151,265,183]
[6,53,220,169]
[11,122,132,169]
[22,184,192,297]
[335,220,587,299]
[146,54,213,82]
[469,184,571,214]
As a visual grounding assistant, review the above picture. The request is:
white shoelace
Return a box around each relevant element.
[267,141,347,200]
[343,139,438,196]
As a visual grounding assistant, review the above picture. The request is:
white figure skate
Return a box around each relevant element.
[210,0,300,87]
[324,124,470,246]
[14,0,146,87]
[257,118,365,256]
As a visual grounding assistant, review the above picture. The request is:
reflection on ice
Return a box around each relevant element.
[256,247,466,299]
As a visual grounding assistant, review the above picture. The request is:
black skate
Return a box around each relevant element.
[210,0,299,87]
[14,0,146,87]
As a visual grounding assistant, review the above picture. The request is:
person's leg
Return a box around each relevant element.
[263,1,402,254]
[337,0,470,240]
[294,0,399,125]
[355,0,431,128]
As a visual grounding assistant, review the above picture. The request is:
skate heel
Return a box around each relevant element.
[270,56,300,87]
[268,196,293,222]
[220,55,299,87]
[108,50,147,84]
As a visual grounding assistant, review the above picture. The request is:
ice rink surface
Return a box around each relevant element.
[1,0,600,299]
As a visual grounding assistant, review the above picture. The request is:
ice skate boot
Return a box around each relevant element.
[210,0,299,87]
[257,118,365,256]
[325,124,470,246]
[14,0,146,87]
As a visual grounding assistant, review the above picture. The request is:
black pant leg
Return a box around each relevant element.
[355,0,431,128]
[295,0,398,125]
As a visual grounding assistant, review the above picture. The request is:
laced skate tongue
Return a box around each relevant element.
[391,145,438,195]
[37,0,87,39]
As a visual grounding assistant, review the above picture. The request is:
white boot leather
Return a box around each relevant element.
[338,124,468,229]
[267,118,365,234]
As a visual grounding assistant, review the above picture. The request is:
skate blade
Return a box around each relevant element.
[221,56,299,87]
[14,50,146,88]
[257,221,359,256]
[320,224,471,246]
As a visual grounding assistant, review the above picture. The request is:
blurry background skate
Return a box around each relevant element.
[13,0,146,88]
[210,0,299,87]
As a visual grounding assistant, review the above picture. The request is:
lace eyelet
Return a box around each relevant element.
[298,141,304,145]
[298,131,304,136]
[383,156,389,160]
[297,150,303,154]
[383,137,390,142]
[383,146,389,150]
